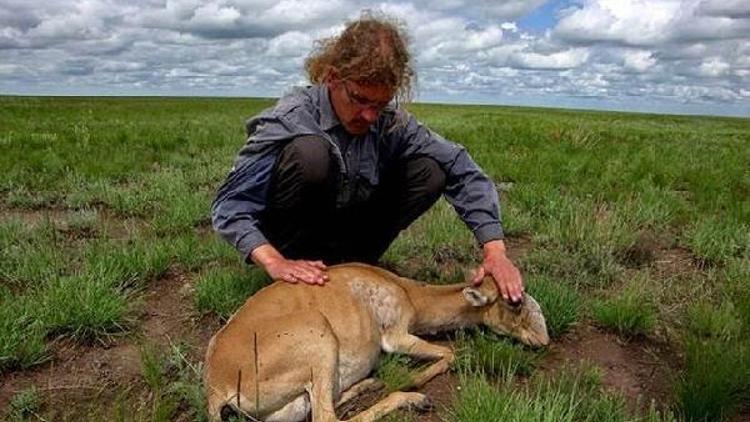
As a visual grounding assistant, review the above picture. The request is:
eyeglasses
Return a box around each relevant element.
[342,81,392,112]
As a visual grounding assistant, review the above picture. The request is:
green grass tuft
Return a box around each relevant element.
[592,277,656,338]
[7,386,42,421]
[450,365,630,422]
[37,274,132,340]
[194,266,269,320]
[83,238,173,289]
[684,217,749,267]
[65,208,100,237]
[375,354,416,393]
[455,330,539,377]
[525,275,582,338]
[675,337,750,421]
[0,218,68,289]
[0,293,48,372]
[722,258,750,331]
[686,301,742,341]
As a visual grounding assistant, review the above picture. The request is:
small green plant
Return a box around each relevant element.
[592,278,656,337]
[525,275,582,338]
[8,386,41,421]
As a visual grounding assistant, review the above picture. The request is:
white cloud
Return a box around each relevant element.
[554,0,682,46]
[555,0,750,46]
[698,57,731,77]
[500,22,518,32]
[267,31,312,57]
[510,48,590,70]
[191,4,242,28]
[622,50,656,73]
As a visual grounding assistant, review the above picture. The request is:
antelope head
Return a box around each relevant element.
[462,278,550,347]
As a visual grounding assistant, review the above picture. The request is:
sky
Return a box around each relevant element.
[1,0,749,117]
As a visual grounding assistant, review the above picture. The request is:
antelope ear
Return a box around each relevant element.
[463,287,489,307]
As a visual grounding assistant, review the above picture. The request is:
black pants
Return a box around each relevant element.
[261,136,446,264]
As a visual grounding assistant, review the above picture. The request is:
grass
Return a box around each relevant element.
[524,275,582,338]
[375,354,417,392]
[136,342,209,422]
[592,275,656,338]
[684,217,749,267]
[450,366,631,422]
[455,330,539,377]
[37,274,133,340]
[0,96,748,420]
[0,218,68,289]
[675,278,750,421]
[451,365,679,421]
[0,290,49,371]
[194,266,270,320]
[7,386,41,421]
[686,301,743,341]
[675,337,750,421]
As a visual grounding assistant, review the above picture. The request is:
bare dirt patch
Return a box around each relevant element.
[416,371,459,421]
[0,207,147,240]
[541,324,676,413]
[651,246,702,279]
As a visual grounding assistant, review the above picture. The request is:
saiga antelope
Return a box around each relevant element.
[204,263,549,421]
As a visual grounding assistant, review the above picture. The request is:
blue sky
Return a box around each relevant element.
[518,0,569,31]
[1,0,748,117]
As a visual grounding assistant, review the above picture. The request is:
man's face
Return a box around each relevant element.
[327,77,395,136]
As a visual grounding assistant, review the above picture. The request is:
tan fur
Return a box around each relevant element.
[204,263,549,421]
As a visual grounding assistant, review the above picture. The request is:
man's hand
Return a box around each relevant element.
[472,239,524,304]
[250,244,329,285]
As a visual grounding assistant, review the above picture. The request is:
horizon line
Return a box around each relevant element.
[1,92,748,120]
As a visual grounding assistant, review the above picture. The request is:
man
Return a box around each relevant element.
[211,12,524,304]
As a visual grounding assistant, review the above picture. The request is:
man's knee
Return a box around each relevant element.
[275,136,332,187]
[405,157,446,197]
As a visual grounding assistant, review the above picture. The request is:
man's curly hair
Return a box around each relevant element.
[305,10,415,104]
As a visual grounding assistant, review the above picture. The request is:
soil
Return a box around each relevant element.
[0,207,147,240]
[651,246,702,279]
[540,324,676,414]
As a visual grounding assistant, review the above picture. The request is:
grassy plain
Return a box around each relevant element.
[0,96,748,421]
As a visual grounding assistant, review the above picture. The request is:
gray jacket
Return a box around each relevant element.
[211,84,503,260]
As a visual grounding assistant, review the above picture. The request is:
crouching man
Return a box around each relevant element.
[211,11,524,304]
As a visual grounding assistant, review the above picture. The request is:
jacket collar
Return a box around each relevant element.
[318,84,341,131]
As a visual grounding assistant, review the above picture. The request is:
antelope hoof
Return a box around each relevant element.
[402,392,432,412]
